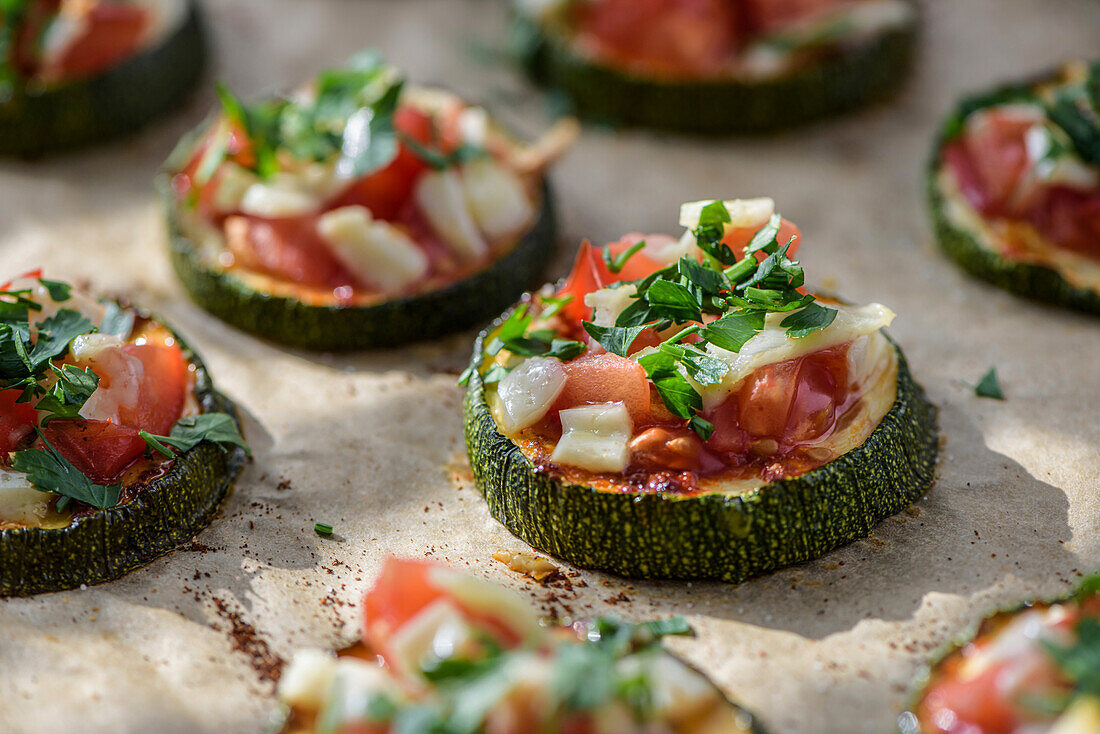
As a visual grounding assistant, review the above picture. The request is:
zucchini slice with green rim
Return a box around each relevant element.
[463,309,938,583]
[514,0,919,133]
[277,557,770,733]
[159,175,557,351]
[928,68,1100,315]
[899,575,1100,733]
[0,0,206,157]
[0,327,246,597]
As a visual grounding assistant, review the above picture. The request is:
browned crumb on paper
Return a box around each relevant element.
[211,596,284,685]
[493,549,564,583]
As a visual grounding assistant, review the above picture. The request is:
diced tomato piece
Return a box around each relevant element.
[942,141,997,214]
[393,106,435,146]
[0,388,39,455]
[0,268,43,291]
[722,217,802,260]
[554,354,651,423]
[50,2,149,79]
[117,343,189,435]
[224,215,360,290]
[605,234,668,281]
[573,0,740,76]
[960,111,1034,215]
[1026,187,1100,259]
[742,0,856,34]
[784,352,844,443]
[918,662,1025,734]
[10,0,59,77]
[327,146,427,221]
[708,345,849,450]
[42,419,147,485]
[736,359,801,439]
[704,396,748,454]
[555,239,663,325]
[327,106,450,219]
[363,558,526,672]
[557,241,610,324]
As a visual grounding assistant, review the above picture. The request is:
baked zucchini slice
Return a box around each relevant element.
[514,0,919,133]
[0,0,206,156]
[0,276,247,596]
[160,54,572,351]
[900,575,1100,734]
[462,198,937,582]
[276,557,768,733]
[929,60,1100,314]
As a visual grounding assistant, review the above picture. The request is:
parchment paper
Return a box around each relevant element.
[0,1,1098,732]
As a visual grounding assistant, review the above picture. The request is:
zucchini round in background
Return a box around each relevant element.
[900,576,1100,734]
[0,275,247,596]
[462,198,938,582]
[277,556,767,734]
[160,53,574,351]
[514,0,919,133]
[929,60,1100,314]
[0,0,205,156]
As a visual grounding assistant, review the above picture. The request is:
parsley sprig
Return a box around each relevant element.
[1043,617,1100,708]
[140,413,251,458]
[199,51,484,188]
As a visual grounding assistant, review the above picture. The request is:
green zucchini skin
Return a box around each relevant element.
[928,80,1100,315]
[0,0,206,157]
[159,176,558,352]
[0,330,246,597]
[515,1,919,133]
[463,316,938,583]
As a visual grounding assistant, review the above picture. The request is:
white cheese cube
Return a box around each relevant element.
[679,198,775,231]
[415,170,489,261]
[388,599,477,677]
[240,177,321,218]
[457,107,489,148]
[585,284,638,328]
[461,158,535,242]
[496,357,567,434]
[277,648,337,710]
[429,567,544,644]
[0,471,50,526]
[317,206,430,292]
[1049,695,1100,734]
[551,403,633,473]
[211,163,259,213]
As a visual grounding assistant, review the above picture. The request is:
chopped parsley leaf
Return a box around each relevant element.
[974,367,1004,400]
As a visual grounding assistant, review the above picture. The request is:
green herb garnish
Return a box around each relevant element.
[314,522,333,536]
[12,436,121,511]
[140,413,250,457]
[974,367,1004,400]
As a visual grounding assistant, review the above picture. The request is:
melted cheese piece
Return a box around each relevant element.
[0,469,51,527]
[495,357,567,434]
[665,303,895,412]
[415,170,489,261]
[679,198,774,231]
[938,168,1100,293]
[317,206,430,292]
[278,648,338,710]
[1050,696,1100,734]
[428,566,543,642]
[550,403,633,473]
[387,599,481,677]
